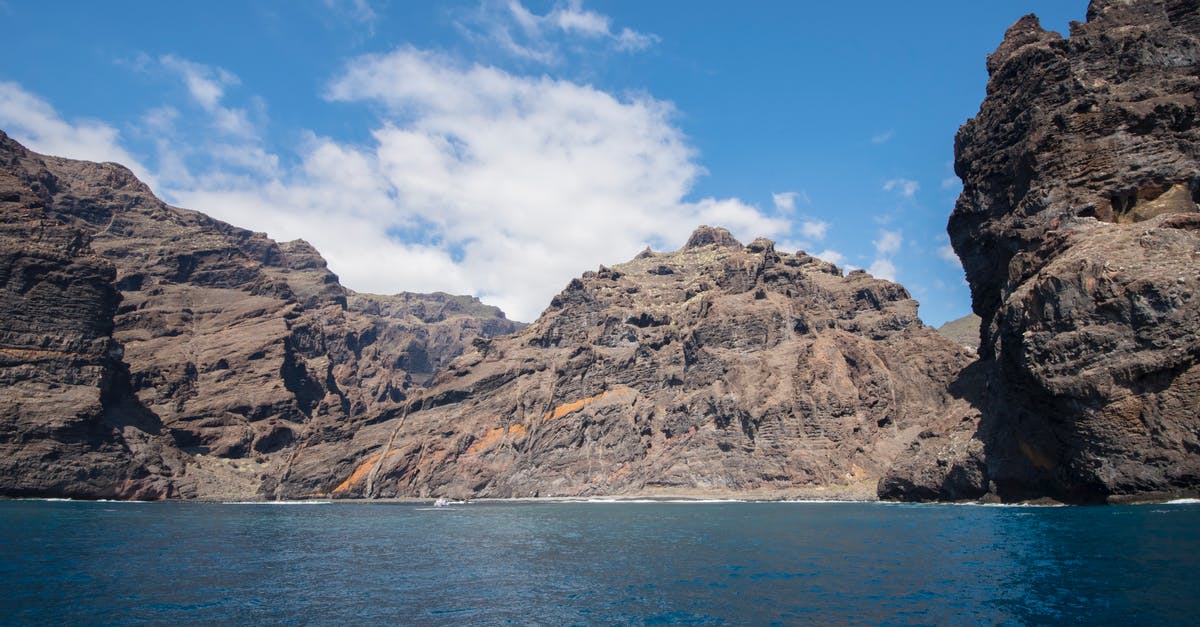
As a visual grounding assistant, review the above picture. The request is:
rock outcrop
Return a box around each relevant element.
[0,131,523,500]
[311,226,978,500]
[883,0,1200,502]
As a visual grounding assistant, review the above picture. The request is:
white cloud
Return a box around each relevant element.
[132,57,279,192]
[539,0,656,50]
[470,0,658,64]
[941,177,960,190]
[815,249,846,268]
[5,48,786,324]
[865,229,902,282]
[159,55,256,139]
[772,191,798,213]
[883,177,919,199]
[168,49,785,322]
[873,229,902,255]
[546,1,609,37]
[799,219,829,241]
[867,258,897,281]
[613,27,657,52]
[938,243,959,264]
[870,130,894,144]
[772,191,828,244]
[0,81,156,187]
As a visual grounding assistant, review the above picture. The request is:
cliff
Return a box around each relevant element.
[308,227,978,500]
[0,131,523,499]
[883,0,1200,502]
[5,0,1198,504]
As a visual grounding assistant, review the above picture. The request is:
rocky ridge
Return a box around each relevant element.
[0,131,522,499]
[882,0,1200,502]
[306,227,978,500]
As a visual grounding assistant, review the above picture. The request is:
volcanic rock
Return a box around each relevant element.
[883,0,1200,502]
[313,227,978,500]
[0,131,522,499]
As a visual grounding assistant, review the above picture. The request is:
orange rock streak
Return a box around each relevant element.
[332,449,400,494]
[542,387,635,422]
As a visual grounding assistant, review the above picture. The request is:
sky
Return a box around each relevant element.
[0,1,1090,325]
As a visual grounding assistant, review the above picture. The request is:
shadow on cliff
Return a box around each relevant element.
[98,355,181,499]
[950,355,1114,504]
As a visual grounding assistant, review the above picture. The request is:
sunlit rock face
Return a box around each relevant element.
[0,131,522,500]
[884,0,1200,503]
[317,225,976,501]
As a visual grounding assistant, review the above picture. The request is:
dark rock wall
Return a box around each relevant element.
[0,140,166,498]
[884,0,1200,502]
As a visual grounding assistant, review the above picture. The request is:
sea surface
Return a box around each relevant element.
[2,499,1198,625]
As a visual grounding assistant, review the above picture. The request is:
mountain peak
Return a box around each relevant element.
[683,225,742,250]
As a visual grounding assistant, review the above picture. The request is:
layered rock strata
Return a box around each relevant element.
[0,132,522,499]
[883,0,1200,502]
[312,227,978,500]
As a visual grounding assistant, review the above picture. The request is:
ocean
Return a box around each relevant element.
[1,499,1198,625]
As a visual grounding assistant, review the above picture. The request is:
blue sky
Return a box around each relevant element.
[0,1,1089,324]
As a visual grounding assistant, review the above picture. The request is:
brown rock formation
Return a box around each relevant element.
[883,0,1200,502]
[0,131,522,500]
[314,227,978,500]
[0,147,166,499]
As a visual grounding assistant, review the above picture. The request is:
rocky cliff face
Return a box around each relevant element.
[0,146,163,498]
[0,131,522,500]
[883,0,1200,502]
[310,227,978,500]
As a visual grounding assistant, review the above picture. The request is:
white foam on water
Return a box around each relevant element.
[20,498,155,504]
[576,498,747,504]
[1165,498,1200,505]
[219,500,332,505]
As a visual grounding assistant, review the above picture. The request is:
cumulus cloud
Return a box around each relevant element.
[0,81,155,186]
[167,48,785,321]
[883,177,919,199]
[3,48,784,323]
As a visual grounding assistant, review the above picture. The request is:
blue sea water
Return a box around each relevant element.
[1,500,1198,625]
